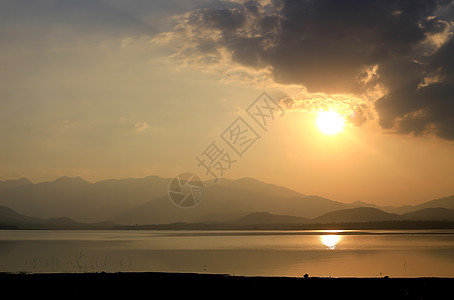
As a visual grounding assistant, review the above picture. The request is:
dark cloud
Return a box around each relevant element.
[171,0,454,140]
[375,36,454,139]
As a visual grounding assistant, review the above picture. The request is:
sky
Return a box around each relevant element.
[1,0,454,206]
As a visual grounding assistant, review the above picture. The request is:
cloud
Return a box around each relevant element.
[160,0,454,140]
[375,36,454,139]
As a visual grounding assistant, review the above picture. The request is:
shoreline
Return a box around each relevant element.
[2,271,454,298]
[3,270,454,281]
[3,270,454,278]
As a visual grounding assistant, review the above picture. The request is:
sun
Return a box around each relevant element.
[316,110,346,135]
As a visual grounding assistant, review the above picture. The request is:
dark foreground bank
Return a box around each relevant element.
[1,272,453,299]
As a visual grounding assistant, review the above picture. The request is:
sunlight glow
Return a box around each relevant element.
[321,235,341,249]
[316,110,346,135]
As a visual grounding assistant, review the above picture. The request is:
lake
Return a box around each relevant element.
[1,229,454,277]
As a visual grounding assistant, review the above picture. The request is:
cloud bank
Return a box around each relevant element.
[159,0,454,140]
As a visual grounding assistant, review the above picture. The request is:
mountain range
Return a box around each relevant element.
[0,176,454,228]
[3,205,454,230]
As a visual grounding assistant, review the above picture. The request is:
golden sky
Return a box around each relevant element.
[1,0,454,206]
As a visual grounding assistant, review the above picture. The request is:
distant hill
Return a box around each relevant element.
[193,213,246,223]
[410,195,454,211]
[401,207,454,221]
[0,205,42,224]
[348,196,454,215]
[111,178,347,225]
[205,177,305,198]
[1,176,453,225]
[313,207,401,223]
[113,209,454,230]
[238,208,454,225]
[0,177,32,190]
[0,176,170,222]
[234,212,311,225]
[114,206,454,229]
[4,203,454,230]
[314,207,454,223]
[348,201,381,209]
[0,176,346,224]
[0,205,115,229]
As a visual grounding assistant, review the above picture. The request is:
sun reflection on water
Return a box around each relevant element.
[321,235,341,250]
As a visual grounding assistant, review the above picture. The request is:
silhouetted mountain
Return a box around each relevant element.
[238,207,454,225]
[379,205,416,214]
[207,177,305,198]
[0,205,115,229]
[410,195,454,211]
[313,207,401,223]
[194,213,246,223]
[347,200,413,214]
[3,176,332,224]
[4,201,454,230]
[0,176,170,222]
[401,207,454,221]
[112,178,347,224]
[0,205,42,224]
[234,212,311,225]
[113,209,454,230]
[348,201,380,208]
[1,176,454,225]
[237,208,454,225]
[0,177,32,190]
[348,196,454,215]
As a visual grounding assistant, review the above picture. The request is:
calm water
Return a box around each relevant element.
[1,229,454,277]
